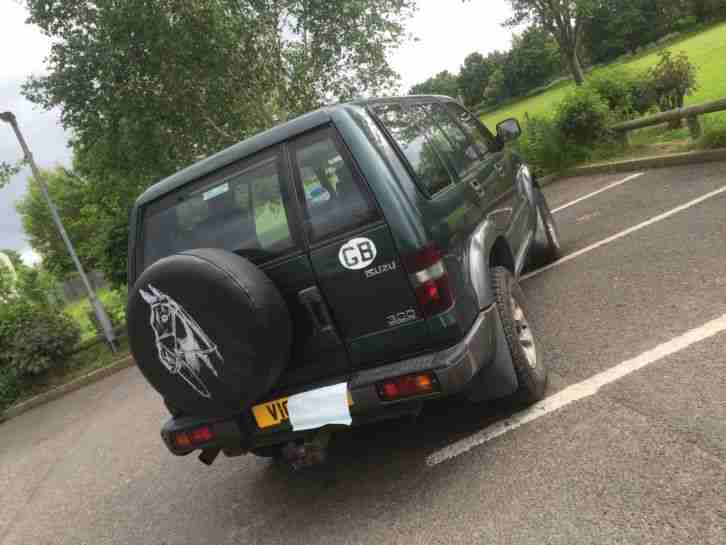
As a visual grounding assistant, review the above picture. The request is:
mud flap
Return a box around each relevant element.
[464,309,519,403]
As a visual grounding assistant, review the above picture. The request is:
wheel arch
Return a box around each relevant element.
[468,218,516,310]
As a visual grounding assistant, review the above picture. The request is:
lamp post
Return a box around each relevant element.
[1,111,117,352]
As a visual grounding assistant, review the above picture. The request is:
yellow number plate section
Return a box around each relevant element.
[252,397,290,429]
[251,392,354,429]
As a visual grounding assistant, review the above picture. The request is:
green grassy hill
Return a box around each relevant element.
[481,22,726,129]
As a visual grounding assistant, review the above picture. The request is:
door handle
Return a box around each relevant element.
[298,286,335,333]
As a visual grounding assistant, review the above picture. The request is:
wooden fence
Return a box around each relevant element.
[611,98,726,143]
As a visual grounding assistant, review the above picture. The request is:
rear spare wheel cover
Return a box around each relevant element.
[127,248,291,417]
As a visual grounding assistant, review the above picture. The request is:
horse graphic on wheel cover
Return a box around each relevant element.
[139,285,223,398]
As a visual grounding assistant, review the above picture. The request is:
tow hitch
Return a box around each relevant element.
[281,430,332,470]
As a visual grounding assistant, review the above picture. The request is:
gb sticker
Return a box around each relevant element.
[339,237,377,270]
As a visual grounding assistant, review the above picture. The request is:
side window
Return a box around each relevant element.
[140,152,295,269]
[249,168,292,251]
[445,102,496,157]
[422,103,481,177]
[290,127,379,243]
[371,103,454,196]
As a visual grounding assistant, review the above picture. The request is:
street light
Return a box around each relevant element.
[1,111,117,352]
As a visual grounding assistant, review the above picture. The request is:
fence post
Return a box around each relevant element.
[687,115,702,140]
[616,130,629,147]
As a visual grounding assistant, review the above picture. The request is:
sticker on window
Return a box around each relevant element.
[339,237,377,270]
[203,182,229,201]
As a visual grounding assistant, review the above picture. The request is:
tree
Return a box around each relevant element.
[582,0,651,64]
[458,53,492,107]
[0,250,23,270]
[504,26,561,97]
[688,0,726,22]
[409,70,461,98]
[483,67,508,105]
[0,161,23,189]
[505,0,594,86]
[21,0,415,284]
[15,167,102,279]
[23,0,415,188]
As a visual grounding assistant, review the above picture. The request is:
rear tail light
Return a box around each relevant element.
[377,372,439,401]
[404,244,454,317]
[172,424,215,450]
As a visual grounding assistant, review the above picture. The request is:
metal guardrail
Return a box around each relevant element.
[611,98,726,142]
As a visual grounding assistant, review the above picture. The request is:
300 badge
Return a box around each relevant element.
[338,237,377,270]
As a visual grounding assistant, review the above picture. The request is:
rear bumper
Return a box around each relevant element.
[347,303,515,410]
[161,304,518,455]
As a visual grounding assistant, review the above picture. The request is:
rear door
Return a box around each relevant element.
[287,126,425,369]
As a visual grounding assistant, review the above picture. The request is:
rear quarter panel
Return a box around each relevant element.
[334,106,480,348]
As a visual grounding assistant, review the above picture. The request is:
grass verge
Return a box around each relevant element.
[481,22,726,129]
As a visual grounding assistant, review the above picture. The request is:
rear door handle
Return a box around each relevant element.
[298,286,335,334]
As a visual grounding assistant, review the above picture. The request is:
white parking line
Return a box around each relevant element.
[551,173,644,214]
[523,184,726,281]
[427,312,726,467]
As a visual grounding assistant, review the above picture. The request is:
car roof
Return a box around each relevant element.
[134,95,455,207]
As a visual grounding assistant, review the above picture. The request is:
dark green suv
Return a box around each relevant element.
[126,96,561,466]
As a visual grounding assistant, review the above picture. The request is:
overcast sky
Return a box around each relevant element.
[0,0,513,263]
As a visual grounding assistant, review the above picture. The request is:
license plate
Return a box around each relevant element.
[251,392,354,429]
[251,397,290,429]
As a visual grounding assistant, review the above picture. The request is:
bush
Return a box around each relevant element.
[100,286,128,327]
[586,69,634,115]
[0,266,81,377]
[698,117,726,150]
[555,87,612,146]
[0,365,22,411]
[674,16,698,33]
[647,50,699,112]
[627,75,658,116]
[517,116,591,176]
[586,68,657,118]
[0,301,81,376]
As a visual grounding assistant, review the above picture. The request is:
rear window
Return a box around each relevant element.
[139,152,294,270]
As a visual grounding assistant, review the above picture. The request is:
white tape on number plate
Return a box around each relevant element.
[287,383,352,432]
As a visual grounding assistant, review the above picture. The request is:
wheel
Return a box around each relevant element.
[529,189,562,268]
[491,267,547,404]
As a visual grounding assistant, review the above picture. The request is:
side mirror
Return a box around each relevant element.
[496,118,522,144]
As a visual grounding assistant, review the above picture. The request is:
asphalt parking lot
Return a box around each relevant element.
[2,162,726,545]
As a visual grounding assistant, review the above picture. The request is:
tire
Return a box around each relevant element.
[127,248,292,417]
[491,267,547,404]
[529,189,562,268]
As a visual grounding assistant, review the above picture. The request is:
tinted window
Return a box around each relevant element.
[291,128,379,243]
[445,102,496,157]
[140,153,294,269]
[371,103,454,196]
[423,103,481,177]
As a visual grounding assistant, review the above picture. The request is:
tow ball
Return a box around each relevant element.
[281,430,332,470]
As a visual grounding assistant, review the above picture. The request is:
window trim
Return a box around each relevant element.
[287,124,382,248]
